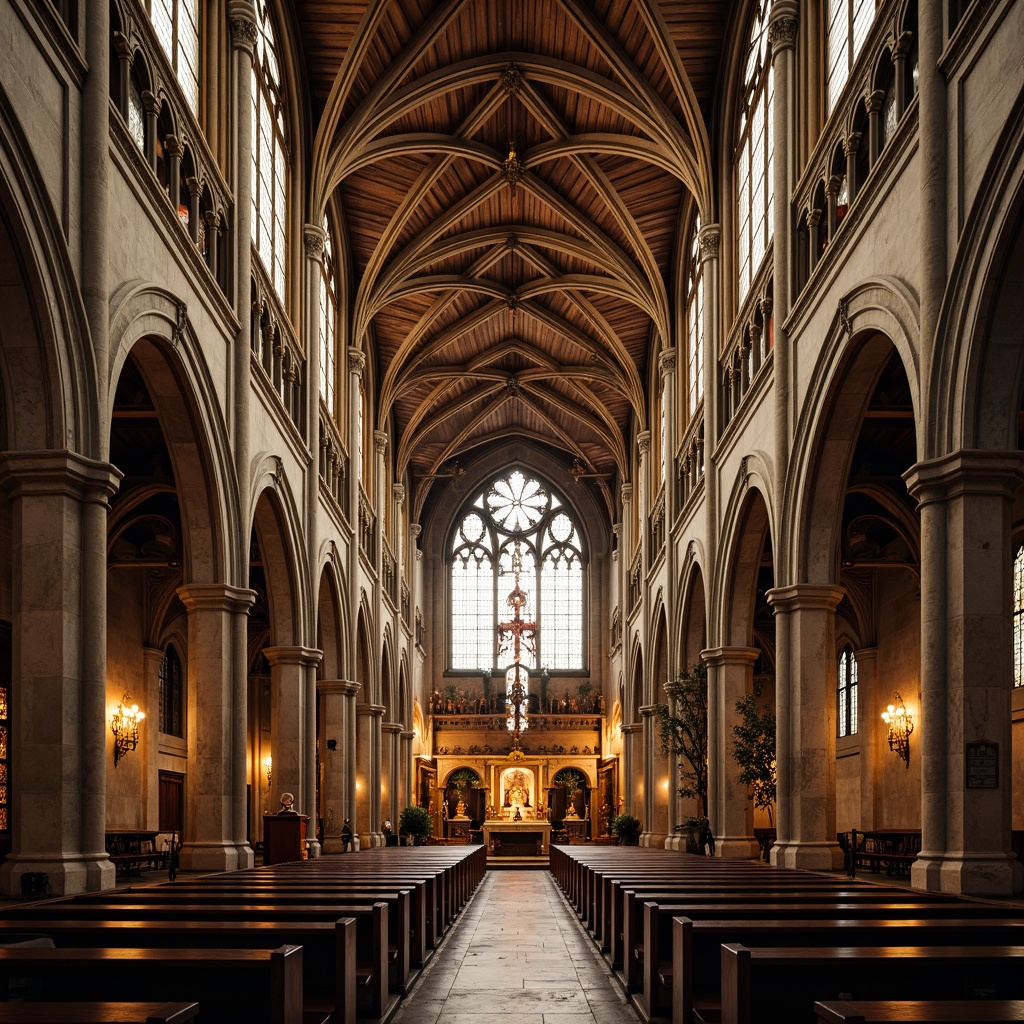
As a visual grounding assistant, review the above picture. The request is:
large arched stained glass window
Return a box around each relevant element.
[736,0,774,303]
[251,0,287,301]
[450,469,586,671]
[686,216,704,419]
[319,215,337,416]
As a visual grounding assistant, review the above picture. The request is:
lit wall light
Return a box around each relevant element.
[263,755,273,786]
[111,692,145,767]
[881,693,914,767]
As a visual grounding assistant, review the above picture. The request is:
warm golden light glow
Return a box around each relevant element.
[111,692,145,767]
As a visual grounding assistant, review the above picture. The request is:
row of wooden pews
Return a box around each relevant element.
[549,844,1024,1024]
[0,845,486,1024]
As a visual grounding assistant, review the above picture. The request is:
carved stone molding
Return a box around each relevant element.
[658,349,677,377]
[348,348,366,376]
[303,224,326,260]
[229,4,259,53]
[698,224,721,262]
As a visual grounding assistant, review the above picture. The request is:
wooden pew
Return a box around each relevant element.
[0,945,303,1024]
[0,909,381,1022]
[665,916,1024,1024]
[0,1004,198,1023]
[814,1000,1024,1023]
[0,1004,198,1024]
[720,944,1024,1024]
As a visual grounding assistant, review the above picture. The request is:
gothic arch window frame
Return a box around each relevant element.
[319,214,338,419]
[251,0,288,302]
[686,214,704,420]
[1013,541,1024,688]
[837,642,859,736]
[159,641,185,739]
[145,0,200,113]
[825,0,877,114]
[735,0,774,305]
[447,468,589,674]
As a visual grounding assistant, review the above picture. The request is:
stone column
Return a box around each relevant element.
[356,703,385,847]
[639,705,665,846]
[0,452,120,896]
[382,722,400,829]
[142,647,164,831]
[699,226,721,630]
[768,1,798,485]
[263,646,321,819]
[703,646,760,858]
[621,722,642,817]
[865,90,885,165]
[854,647,881,830]
[231,595,254,867]
[175,584,254,872]
[906,451,1024,895]
[844,133,862,206]
[317,679,348,853]
[400,730,415,811]
[766,584,845,870]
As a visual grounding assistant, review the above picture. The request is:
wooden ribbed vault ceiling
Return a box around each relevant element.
[294,0,732,518]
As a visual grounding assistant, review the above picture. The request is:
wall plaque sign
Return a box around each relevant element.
[965,741,998,788]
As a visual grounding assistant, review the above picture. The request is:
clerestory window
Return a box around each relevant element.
[736,0,774,304]
[1014,544,1024,687]
[837,644,858,736]
[319,216,338,417]
[159,644,184,737]
[686,217,704,419]
[146,0,200,112]
[251,0,287,301]
[449,469,586,672]
[826,0,876,113]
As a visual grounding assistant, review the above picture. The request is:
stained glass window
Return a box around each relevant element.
[319,216,337,416]
[1013,545,1024,687]
[449,470,586,671]
[736,0,774,303]
[837,645,858,736]
[686,218,704,418]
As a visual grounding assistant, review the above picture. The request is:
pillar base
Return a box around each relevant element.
[305,839,322,859]
[179,841,250,873]
[939,853,1022,896]
[321,837,347,855]
[641,832,668,849]
[771,840,844,871]
[0,852,116,897]
[716,835,760,859]
[664,835,684,852]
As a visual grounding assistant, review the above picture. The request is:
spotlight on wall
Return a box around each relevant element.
[881,693,914,767]
[111,692,145,767]
[263,755,273,786]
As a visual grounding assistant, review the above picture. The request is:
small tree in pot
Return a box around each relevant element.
[399,805,432,845]
[610,812,642,845]
[732,679,777,827]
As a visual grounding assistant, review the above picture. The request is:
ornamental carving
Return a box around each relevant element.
[348,348,366,376]
[501,63,523,95]
[658,350,677,377]
[698,225,721,262]
[229,12,259,53]
[637,431,651,456]
[303,225,325,260]
[767,15,798,53]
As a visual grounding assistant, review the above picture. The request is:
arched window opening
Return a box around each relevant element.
[319,216,337,417]
[826,0,876,113]
[449,469,586,672]
[736,0,774,303]
[837,644,858,736]
[1013,544,1024,687]
[159,644,184,738]
[146,0,200,113]
[251,0,287,301]
[686,218,704,419]
[128,65,146,153]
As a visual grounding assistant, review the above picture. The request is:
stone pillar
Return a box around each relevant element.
[865,90,885,165]
[344,681,360,846]
[382,722,400,829]
[142,647,163,831]
[844,133,862,206]
[356,703,385,847]
[699,226,721,651]
[0,452,120,896]
[639,705,665,846]
[176,584,254,872]
[231,595,254,868]
[766,584,845,870]
[768,1,798,485]
[165,134,183,211]
[853,648,881,830]
[400,730,415,811]
[703,646,760,858]
[621,723,641,816]
[142,90,160,171]
[317,679,348,853]
[906,451,1024,895]
[263,646,321,820]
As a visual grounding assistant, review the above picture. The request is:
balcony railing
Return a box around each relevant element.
[319,405,349,518]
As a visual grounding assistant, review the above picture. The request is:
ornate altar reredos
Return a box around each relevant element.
[500,767,534,814]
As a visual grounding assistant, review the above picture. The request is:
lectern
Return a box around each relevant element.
[263,813,308,864]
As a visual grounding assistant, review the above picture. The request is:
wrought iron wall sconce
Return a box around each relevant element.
[111,692,145,767]
[263,755,273,786]
[881,693,914,767]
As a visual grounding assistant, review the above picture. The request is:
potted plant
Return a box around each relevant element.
[654,664,709,817]
[398,804,432,845]
[610,812,642,845]
[732,679,777,828]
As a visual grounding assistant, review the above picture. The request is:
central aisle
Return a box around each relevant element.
[392,869,639,1024]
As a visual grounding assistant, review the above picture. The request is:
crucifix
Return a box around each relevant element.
[498,541,537,750]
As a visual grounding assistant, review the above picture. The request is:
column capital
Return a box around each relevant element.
[382,721,402,735]
[392,483,406,506]
[263,645,323,668]
[141,90,161,116]
[348,347,366,377]
[343,680,362,697]
[698,224,721,262]
[767,1,799,55]
[637,430,651,456]
[658,349,677,377]
[825,174,842,198]
[185,175,205,199]
[316,678,353,695]
[228,2,259,54]
[164,133,183,159]
[701,645,760,668]
[357,703,387,718]
[904,449,1024,505]
[0,450,123,504]
[400,730,416,741]
[113,31,133,62]
[303,224,326,261]
[620,482,633,505]
[176,583,256,613]
[864,88,886,115]
[409,523,422,541]
[766,583,844,614]
[374,430,388,456]
[843,132,863,157]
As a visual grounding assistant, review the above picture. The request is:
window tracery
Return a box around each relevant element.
[837,644,858,736]
[826,0,876,113]
[450,470,586,672]
[319,216,337,417]
[686,219,704,418]
[147,0,200,112]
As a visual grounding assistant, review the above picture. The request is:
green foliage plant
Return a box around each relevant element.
[555,768,586,795]
[654,663,709,817]
[399,804,433,839]
[610,812,642,844]
[732,679,777,827]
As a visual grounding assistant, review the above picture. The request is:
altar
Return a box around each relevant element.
[482,819,553,857]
